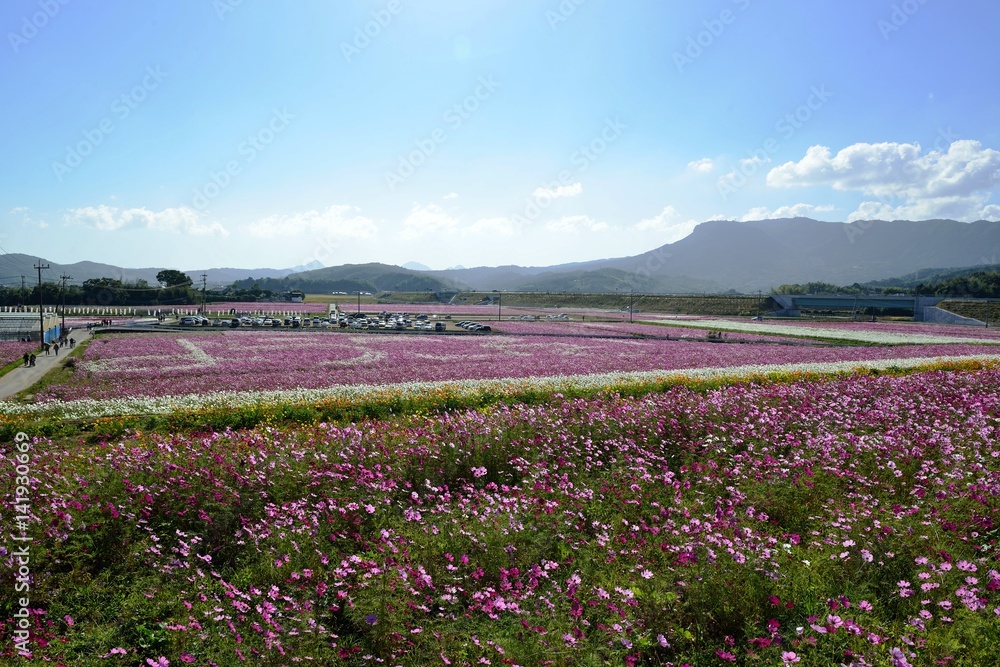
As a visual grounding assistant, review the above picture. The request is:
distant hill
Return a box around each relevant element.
[431,218,1000,292]
[513,267,723,294]
[7,218,1000,295]
[865,264,1000,289]
[601,218,1000,292]
[0,253,310,289]
[402,261,431,271]
[284,263,468,293]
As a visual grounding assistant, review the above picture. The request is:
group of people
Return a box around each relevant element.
[38,338,75,356]
[20,335,76,369]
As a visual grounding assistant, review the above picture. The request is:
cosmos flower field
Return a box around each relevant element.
[3,368,1000,666]
[2,321,1000,666]
[0,341,36,369]
[24,324,1000,404]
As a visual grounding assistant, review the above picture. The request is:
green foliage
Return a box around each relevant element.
[155,269,194,288]
[775,281,870,296]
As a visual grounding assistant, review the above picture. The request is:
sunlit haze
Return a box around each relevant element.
[3,0,999,271]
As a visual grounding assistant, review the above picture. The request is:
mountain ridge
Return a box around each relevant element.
[5,218,1000,293]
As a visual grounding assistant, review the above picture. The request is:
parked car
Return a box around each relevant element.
[179,316,197,326]
[230,318,241,328]
[435,322,446,332]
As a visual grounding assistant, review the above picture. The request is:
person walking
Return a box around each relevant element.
[54,343,59,356]
[29,354,36,367]
[22,352,29,367]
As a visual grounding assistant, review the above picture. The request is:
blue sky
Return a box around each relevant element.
[3,0,1000,274]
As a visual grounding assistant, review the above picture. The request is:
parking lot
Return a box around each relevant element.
[172,311,493,333]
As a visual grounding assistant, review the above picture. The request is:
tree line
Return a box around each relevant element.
[776,271,1000,298]
[0,270,283,308]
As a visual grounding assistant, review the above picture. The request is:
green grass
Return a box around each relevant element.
[6,337,93,401]
[937,300,998,324]
[0,346,40,380]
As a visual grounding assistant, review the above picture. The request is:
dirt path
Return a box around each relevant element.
[0,328,94,401]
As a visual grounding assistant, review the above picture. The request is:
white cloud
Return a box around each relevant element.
[687,158,714,173]
[767,140,1000,222]
[65,205,228,236]
[9,206,48,230]
[740,204,836,221]
[443,192,459,200]
[249,205,377,240]
[633,205,697,236]
[767,140,1000,199]
[739,155,768,170]
[463,217,522,237]
[532,182,582,201]
[544,215,609,234]
[846,196,999,223]
[401,203,459,239]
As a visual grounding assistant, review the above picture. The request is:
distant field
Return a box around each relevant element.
[300,291,777,316]
[452,291,775,316]
[28,322,999,403]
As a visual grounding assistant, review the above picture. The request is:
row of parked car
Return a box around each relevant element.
[175,313,481,333]
[455,320,492,332]
[178,315,333,328]
[343,313,449,331]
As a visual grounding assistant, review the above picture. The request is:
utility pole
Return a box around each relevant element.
[20,275,26,307]
[629,291,634,324]
[201,274,208,314]
[60,274,71,333]
[497,292,502,322]
[357,291,361,314]
[35,261,50,343]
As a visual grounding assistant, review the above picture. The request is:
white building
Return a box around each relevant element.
[0,312,61,342]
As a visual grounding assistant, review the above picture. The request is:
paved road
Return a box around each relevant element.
[0,328,94,401]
